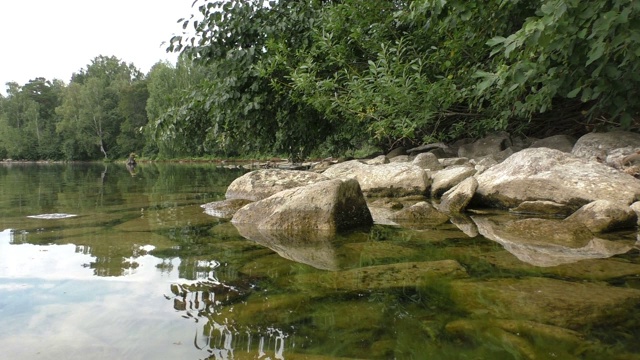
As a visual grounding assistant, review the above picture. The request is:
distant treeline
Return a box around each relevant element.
[2,0,639,161]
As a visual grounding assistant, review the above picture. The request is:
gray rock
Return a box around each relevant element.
[572,131,640,160]
[437,177,478,214]
[564,200,637,232]
[431,165,477,198]
[458,132,512,160]
[323,160,430,197]
[441,157,469,167]
[231,178,373,231]
[391,201,450,224]
[412,152,443,170]
[472,216,633,267]
[226,169,329,201]
[631,201,640,225]
[449,214,480,237]
[407,142,449,156]
[530,134,577,153]
[365,155,389,165]
[389,155,409,163]
[475,148,640,209]
[386,147,407,159]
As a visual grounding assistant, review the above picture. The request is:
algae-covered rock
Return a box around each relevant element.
[294,260,468,292]
[450,277,640,329]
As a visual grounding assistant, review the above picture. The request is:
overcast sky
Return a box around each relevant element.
[0,0,198,95]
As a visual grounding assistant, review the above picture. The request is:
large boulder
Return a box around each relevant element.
[225,169,329,201]
[474,147,640,209]
[472,216,633,267]
[322,160,430,197]
[231,178,373,232]
[529,134,576,153]
[572,131,640,160]
[564,200,637,233]
[457,132,512,160]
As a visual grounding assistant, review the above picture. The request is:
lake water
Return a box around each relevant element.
[1,163,639,360]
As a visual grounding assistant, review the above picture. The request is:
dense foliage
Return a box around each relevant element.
[1,0,639,161]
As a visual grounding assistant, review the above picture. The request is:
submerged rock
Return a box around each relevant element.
[225,169,329,201]
[472,216,633,267]
[450,277,640,329]
[294,260,468,292]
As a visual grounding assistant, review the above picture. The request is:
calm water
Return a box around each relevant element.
[1,163,639,360]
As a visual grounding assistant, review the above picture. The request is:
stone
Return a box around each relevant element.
[450,277,640,329]
[392,201,450,224]
[630,201,640,225]
[323,160,430,197]
[529,134,577,153]
[572,131,640,160]
[472,216,634,267]
[437,177,478,214]
[564,200,637,232]
[231,178,373,232]
[474,147,640,209]
[201,198,253,219]
[225,169,329,201]
[386,147,407,159]
[430,165,476,198]
[458,132,511,160]
[365,155,389,165]
[412,152,443,170]
[294,260,468,292]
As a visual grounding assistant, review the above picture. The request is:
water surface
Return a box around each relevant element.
[1,163,639,359]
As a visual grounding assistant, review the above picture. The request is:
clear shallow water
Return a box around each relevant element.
[1,163,639,360]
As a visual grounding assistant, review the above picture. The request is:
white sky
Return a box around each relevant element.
[0,0,199,95]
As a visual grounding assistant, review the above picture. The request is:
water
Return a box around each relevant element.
[0,163,639,360]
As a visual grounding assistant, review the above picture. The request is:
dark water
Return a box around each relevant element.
[1,163,639,360]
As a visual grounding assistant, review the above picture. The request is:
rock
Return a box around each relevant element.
[412,152,443,170]
[231,178,373,231]
[564,200,637,232]
[294,260,469,292]
[441,157,469,167]
[437,177,478,214]
[201,198,253,219]
[386,147,407,159]
[471,156,498,174]
[445,319,586,360]
[365,155,389,165]
[630,201,640,225]
[430,165,476,198]
[472,216,634,267]
[474,147,640,209]
[225,169,329,201]
[323,160,430,197]
[572,131,640,161]
[458,132,512,160]
[392,201,450,225]
[450,277,640,329]
[509,200,573,216]
[529,134,577,153]
[389,155,409,163]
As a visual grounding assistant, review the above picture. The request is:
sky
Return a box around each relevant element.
[0,0,198,95]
